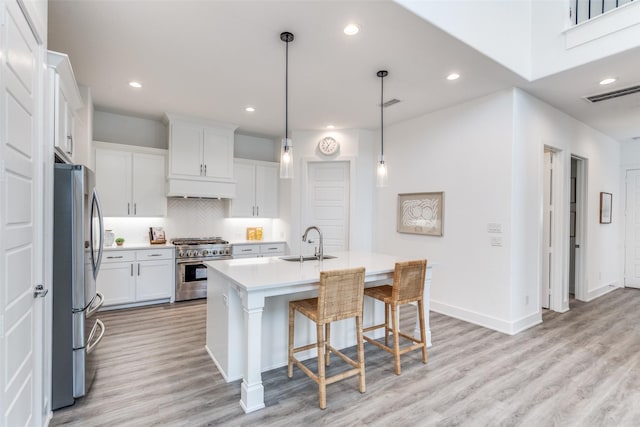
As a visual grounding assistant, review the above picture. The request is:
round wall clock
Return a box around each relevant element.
[318,136,339,155]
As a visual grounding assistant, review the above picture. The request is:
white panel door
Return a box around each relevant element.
[136,260,173,301]
[230,161,255,217]
[1,1,43,425]
[96,262,136,306]
[170,121,202,177]
[203,127,233,179]
[625,169,640,288]
[255,163,278,218]
[305,162,350,254]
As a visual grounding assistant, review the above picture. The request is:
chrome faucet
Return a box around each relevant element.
[302,226,323,261]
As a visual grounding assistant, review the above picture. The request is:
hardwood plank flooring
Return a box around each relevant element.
[51,288,640,426]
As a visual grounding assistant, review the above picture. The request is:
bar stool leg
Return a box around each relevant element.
[356,315,366,393]
[325,323,331,366]
[391,303,401,375]
[417,299,428,363]
[288,305,295,378]
[384,302,390,346]
[317,322,327,409]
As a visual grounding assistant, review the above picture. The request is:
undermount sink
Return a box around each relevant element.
[280,255,337,262]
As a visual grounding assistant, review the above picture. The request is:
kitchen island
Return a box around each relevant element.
[204,251,432,413]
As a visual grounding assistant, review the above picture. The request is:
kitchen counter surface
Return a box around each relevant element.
[205,251,432,413]
[103,243,175,251]
[229,240,286,246]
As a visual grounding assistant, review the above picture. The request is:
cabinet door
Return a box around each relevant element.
[95,148,132,216]
[229,162,255,217]
[54,75,72,158]
[203,126,233,179]
[136,259,173,301]
[255,163,279,218]
[97,262,136,306]
[64,98,75,159]
[132,152,166,216]
[170,121,202,176]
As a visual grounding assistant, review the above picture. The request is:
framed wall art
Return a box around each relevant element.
[599,192,612,224]
[397,192,444,236]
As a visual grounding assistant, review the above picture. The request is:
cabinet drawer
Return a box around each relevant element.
[136,249,174,261]
[102,251,136,263]
[232,245,260,256]
[260,243,285,255]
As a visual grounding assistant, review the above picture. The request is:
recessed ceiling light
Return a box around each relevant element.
[245,106,255,112]
[599,77,617,85]
[344,24,359,36]
[129,81,142,88]
[326,124,335,129]
[446,73,460,81]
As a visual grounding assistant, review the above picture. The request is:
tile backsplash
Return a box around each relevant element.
[103,198,282,244]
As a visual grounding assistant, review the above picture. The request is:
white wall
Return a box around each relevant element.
[235,134,277,162]
[281,128,375,255]
[395,0,532,79]
[94,110,167,149]
[513,89,623,311]
[74,86,94,169]
[373,88,622,335]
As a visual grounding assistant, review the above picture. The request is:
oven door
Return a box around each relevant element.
[176,259,209,301]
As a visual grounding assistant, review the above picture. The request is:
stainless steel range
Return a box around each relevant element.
[172,237,231,301]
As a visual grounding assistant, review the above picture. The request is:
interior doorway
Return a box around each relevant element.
[570,156,587,302]
[624,169,640,289]
[542,149,554,309]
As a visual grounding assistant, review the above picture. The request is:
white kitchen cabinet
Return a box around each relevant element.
[227,159,279,218]
[231,242,285,259]
[98,248,174,309]
[164,114,238,198]
[94,142,167,217]
[48,51,83,163]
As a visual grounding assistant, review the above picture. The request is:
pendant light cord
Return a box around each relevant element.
[285,38,289,144]
[380,73,384,158]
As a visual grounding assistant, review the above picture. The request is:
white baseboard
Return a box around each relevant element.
[205,345,242,383]
[430,300,541,335]
[586,281,620,301]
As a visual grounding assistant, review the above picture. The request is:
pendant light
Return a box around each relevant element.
[280,31,294,179]
[376,70,388,187]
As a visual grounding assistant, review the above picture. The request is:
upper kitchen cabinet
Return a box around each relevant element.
[48,51,83,164]
[164,114,238,198]
[227,159,278,218]
[94,142,167,217]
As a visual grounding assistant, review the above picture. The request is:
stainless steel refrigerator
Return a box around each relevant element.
[52,164,106,410]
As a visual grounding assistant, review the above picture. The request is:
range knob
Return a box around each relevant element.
[224,248,231,255]
[178,250,185,258]
[201,249,209,257]
[188,250,196,257]
[212,249,218,255]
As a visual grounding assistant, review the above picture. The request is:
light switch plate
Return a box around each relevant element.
[487,223,503,233]
[490,237,503,247]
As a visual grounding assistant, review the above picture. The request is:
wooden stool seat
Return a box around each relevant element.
[288,267,366,409]
[363,259,428,375]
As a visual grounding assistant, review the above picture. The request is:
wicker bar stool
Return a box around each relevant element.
[363,259,428,375]
[287,267,366,409]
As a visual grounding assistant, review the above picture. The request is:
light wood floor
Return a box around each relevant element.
[51,288,640,426]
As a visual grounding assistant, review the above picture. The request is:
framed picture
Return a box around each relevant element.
[149,227,166,244]
[397,192,444,236]
[599,192,612,224]
[570,178,576,203]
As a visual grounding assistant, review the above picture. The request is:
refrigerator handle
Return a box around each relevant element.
[86,292,105,318]
[90,188,105,279]
[86,319,105,355]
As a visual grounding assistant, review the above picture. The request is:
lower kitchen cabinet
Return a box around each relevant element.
[98,248,174,308]
[231,242,285,259]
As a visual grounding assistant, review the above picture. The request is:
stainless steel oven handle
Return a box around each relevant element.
[86,319,105,354]
[86,292,105,318]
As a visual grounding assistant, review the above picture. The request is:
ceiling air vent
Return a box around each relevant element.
[585,85,640,103]
[382,98,401,108]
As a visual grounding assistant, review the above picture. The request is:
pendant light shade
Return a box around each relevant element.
[280,31,294,179]
[376,70,388,187]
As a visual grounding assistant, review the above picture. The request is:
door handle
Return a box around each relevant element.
[131,264,134,276]
[34,284,48,298]
[138,263,141,276]
[256,206,259,216]
[575,244,580,248]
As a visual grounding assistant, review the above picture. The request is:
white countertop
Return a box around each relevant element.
[229,240,286,246]
[103,243,175,251]
[205,251,422,291]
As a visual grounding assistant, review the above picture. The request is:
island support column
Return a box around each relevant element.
[240,290,266,413]
[414,266,433,347]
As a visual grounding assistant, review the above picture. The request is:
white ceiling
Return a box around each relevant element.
[48,0,639,142]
